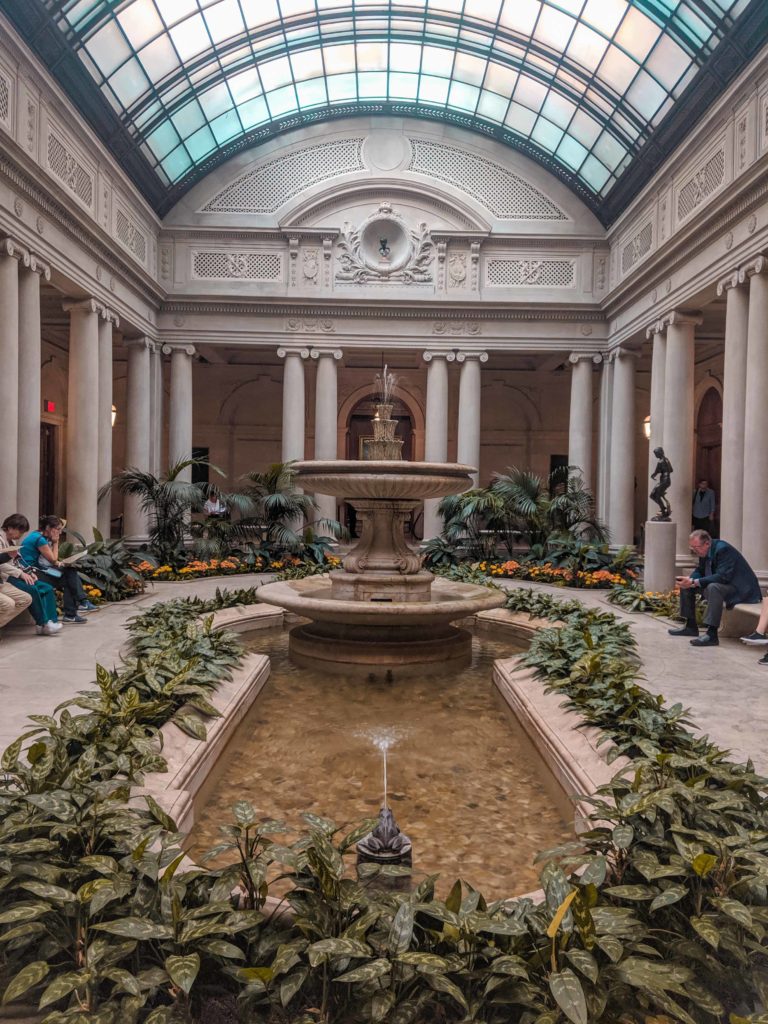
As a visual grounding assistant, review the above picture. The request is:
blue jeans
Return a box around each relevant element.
[8,577,58,625]
[36,567,86,618]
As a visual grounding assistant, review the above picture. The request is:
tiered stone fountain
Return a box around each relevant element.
[257,369,505,678]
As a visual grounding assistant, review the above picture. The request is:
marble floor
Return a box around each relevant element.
[0,574,766,775]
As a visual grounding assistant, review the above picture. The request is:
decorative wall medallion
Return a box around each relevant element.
[109,276,116,291]
[652,288,658,302]
[95,265,102,281]
[13,196,23,217]
[36,216,44,234]
[160,246,172,281]
[725,231,734,250]
[173,316,185,328]
[748,213,757,234]
[303,248,319,281]
[738,115,747,171]
[596,256,606,291]
[286,317,335,333]
[448,252,467,287]
[580,325,593,336]
[26,101,36,154]
[665,278,671,294]
[432,320,481,336]
[659,197,667,242]
[336,202,434,284]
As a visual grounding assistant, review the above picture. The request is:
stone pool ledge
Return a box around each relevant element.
[137,603,284,832]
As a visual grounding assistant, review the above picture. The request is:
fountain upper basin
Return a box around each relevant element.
[293,460,475,500]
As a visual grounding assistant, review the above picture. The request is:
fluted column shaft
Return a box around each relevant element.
[662,312,701,558]
[718,274,749,547]
[741,258,768,571]
[456,351,487,486]
[163,345,196,483]
[278,347,309,464]
[124,339,152,539]
[607,349,636,547]
[65,299,101,539]
[596,355,613,523]
[18,256,49,524]
[97,312,118,537]
[312,348,342,525]
[568,353,599,490]
[423,350,455,539]
[646,323,667,521]
[149,344,163,475]
[0,241,25,510]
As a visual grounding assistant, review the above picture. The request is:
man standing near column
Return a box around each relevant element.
[692,478,716,533]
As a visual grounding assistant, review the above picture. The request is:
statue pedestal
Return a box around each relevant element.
[644,520,677,594]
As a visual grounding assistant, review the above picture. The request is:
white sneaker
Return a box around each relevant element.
[35,625,44,635]
[42,621,62,635]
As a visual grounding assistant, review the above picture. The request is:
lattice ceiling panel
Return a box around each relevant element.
[7,0,763,221]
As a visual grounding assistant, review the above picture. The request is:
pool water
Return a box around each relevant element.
[188,627,573,898]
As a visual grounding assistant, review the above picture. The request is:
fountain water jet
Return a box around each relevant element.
[257,369,505,677]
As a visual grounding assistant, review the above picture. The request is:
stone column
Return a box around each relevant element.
[124,338,152,540]
[64,298,102,539]
[311,348,342,525]
[162,344,196,482]
[277,347,310,464]
[0,239,27,511]
[456,351,488,486]
[717,271,749,548]
[596,355,613,523]
[740,257,768,572]
[149,343,163,475]
[97,309,118,537]
[645,321,666,521]
[567,352,601,491]
[607,348,637,547]
[422,349,455,539]
[17,254,50,524]
[662,311,701,559]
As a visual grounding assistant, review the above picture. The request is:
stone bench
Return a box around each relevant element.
[720,601,763,638]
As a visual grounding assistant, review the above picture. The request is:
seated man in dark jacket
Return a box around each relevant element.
[669,529,762,647]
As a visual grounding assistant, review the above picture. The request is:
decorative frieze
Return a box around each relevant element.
[285,317,335,333]
[485,257,575,288]
[621,222,653,274]
[46,129,94,210]
[0,71,10,130]
[432,321,482,336]
[336,203,434,285]
[115,208,147,263]
[676,147,725,222]
[192,251,283,281]
[201,138,365,214]
[408,138,567,220]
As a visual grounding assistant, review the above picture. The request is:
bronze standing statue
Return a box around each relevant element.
[650,446,673,521]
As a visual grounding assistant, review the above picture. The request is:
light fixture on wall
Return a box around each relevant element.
[111,404,117,427]
[643,415,651,440]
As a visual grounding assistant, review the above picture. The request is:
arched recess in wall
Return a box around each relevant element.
[338,380,425,461]
[694,381,723,510]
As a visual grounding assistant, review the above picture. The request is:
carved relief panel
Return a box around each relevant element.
[335,202,434,285]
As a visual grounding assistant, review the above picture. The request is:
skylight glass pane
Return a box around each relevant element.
[453,52,486,86]
[580,153,610,189]
[239,94,270,127]
[325,44,356,74]
[614,7,661,62]
[240,0,280,29]
[505,102,537,134]
[534,7,576,51]
[259,56,293,91]
[186,125,217,160]
[118,0,164,50]
[228,69,262,103]
[556,134,589,171]
[419,75,451,104]
[598,45,639,93]
[172,99,207,137]
[626,70,666,119]
[357,42,388,71]
[86,20,132,77]
[210,109,242,143]
[477,90,509,122]
[531,117,564,150]
[448,81,480,111]
[204,0,245,44]
[388,71,419,99]
[484,62,517,95]
[582,0,626,38]
[156,0,199,29]
[138,36,179,82]
[290,49,325,80]
[296,78,328,106]
[499,0,541,35]
[109,57,151,106]
[567,23,608,73]
[645,34,690,90]
[358,71,388,97]
[170,14,209,62]
[162,145,193,180]
[327,73,357,101]
[390,43,422,73]
[146,121,180,159]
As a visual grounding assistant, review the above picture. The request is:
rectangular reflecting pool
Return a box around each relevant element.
[188,626,574,898]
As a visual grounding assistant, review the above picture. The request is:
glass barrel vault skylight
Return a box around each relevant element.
[44,0,751,204]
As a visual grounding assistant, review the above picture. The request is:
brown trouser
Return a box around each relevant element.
[0,581,32,629]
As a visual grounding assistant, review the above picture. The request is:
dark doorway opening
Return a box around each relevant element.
[40,422,57,517]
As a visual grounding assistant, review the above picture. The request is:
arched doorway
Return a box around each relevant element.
[345,392,418,537]
[695,386,722,532]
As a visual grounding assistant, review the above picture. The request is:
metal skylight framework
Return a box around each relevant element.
[14,1,764,219]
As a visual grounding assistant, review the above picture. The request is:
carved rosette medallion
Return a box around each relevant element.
[336,202,434,284]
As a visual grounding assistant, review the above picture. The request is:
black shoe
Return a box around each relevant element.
[690,634,719,647]
[759,652,768,665]
[669,625,698,637]
[741,631,768,645]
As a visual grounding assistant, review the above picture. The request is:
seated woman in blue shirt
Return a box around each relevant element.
[19,515,94,624]
[1,513,61,634]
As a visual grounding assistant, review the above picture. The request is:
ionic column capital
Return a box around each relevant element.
[125,336,153,351]
[277,346,312,359]
[0,237,30,266]
[26,254,51,280]
[738,253,768,283]
[309,347,343,360]
[607,346,641,364]
[422,350,456,363]
[455,350,488,363]
[63,297,101,316]
[645,319,666,339]
[568,351,602,365]
[660,310,703,329]
[162,343,196,357]
[100,306,120,327]
[716,270,742,296]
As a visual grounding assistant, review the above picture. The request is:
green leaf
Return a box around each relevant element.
[38,971,90,1009]
[145,795,177,832]
[280,967,308,1007]
[397,952,451,974]
[0,922,46,945]
[649,885,687,912]
[103,968,142,996]
[200,939,245,960]
[307,938,371,967]
[0,902,51,925]
[3,961,49,1004]
[549,968,588,1024]
[445,879,462,913]
[604,884,657,901]
[692,853,718,878]
[93,918,173,940]
[232,800,257,826]
[334,958,391,983]
[389,901,414,955]
[612,824,634,849]
[172,712,207,740]
[426,972,468,1011]
[17,880,76,903]
[710,897,753,929]
[488,955,529,979]
[165,953,200,995]
[565,949,599,984]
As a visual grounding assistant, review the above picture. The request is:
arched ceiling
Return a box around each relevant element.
[6,0,767,223]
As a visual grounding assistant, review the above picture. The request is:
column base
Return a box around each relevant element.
[643,520,677,594]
